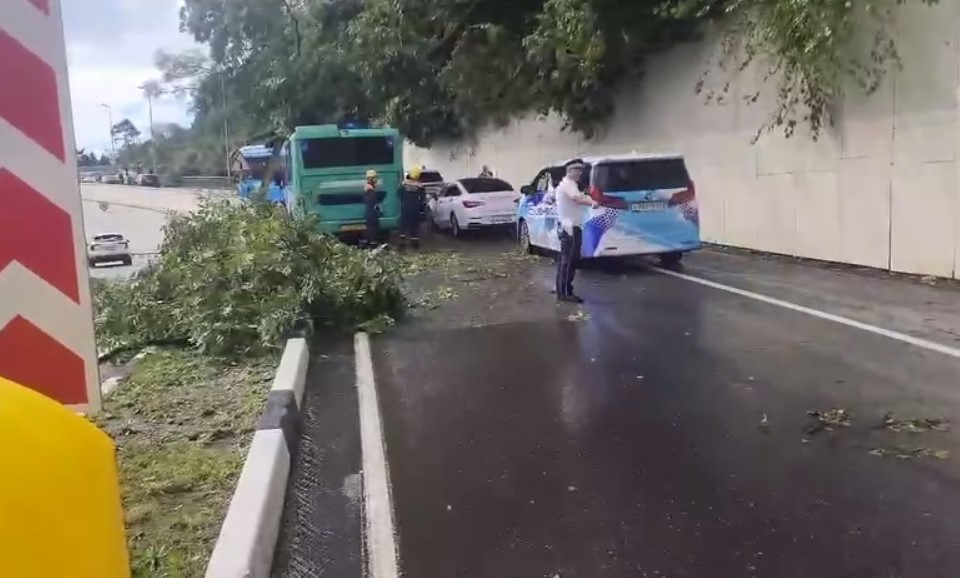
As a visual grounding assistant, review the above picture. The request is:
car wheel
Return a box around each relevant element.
[450,213,461,238]
[659,251,683,267]
[519,220,533,254]
[429,209,441,232]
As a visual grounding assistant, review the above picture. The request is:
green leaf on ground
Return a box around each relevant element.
[869,447,951,460]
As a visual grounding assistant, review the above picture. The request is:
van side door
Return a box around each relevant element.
[524,169,557,250]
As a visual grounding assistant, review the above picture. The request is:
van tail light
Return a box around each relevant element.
[462,200,484,208]
[588,185,603,202]
[669,180,696,206]
[589,185,627,210]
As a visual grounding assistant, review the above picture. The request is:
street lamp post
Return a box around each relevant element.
[99,103,115,162]
[138,84,159,173]
[220,68,231,179]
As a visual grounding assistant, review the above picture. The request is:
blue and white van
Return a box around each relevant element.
[516,153,700,265]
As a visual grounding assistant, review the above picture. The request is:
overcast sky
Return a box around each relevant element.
[63,0,197,153]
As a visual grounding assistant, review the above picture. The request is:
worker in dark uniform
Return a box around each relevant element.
[398,166,426,249]
[362,169,382,248]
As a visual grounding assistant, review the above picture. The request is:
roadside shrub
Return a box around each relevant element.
[94,201,406,355]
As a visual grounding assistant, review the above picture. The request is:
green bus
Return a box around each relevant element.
[277,124,404,236]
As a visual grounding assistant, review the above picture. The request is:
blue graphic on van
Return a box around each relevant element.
[582,208,619,257]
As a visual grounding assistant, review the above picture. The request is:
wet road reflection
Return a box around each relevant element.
[374,273,960,578]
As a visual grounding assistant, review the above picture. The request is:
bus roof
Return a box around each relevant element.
[292,125,400,139]
[237,145,273,159]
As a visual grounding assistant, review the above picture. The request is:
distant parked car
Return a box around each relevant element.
[87,233,132,267]
[428,177,520,237]
[102,173,123,185]
[137,173,160,187]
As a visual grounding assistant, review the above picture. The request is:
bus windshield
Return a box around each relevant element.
[300,136,395,169]
[243,158,269,181]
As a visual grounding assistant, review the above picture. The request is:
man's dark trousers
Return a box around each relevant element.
[399,202,421,247]
[556,226,582,297]
[364,208,381,246]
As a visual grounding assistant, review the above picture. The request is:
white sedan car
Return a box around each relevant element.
[87,233,133,267]
[428,177,520,237]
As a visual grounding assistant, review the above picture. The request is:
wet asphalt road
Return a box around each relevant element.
[371,252,960,578]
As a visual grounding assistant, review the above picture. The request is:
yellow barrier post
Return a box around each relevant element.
[0,376,129,577]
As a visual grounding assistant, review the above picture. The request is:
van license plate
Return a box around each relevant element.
[631,202,665,212]
[341,224,366,232]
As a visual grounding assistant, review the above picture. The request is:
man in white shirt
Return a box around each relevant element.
[555,159,599,303]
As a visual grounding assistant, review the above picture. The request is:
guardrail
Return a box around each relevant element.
[179,176,233,190]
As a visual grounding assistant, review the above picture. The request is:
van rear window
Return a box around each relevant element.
[594,159,689,192]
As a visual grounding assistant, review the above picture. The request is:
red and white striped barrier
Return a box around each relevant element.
[0,0,100,412]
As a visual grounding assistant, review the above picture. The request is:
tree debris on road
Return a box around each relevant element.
[804,408,852,434]
[869,447,951,460]
[876,413,950,433]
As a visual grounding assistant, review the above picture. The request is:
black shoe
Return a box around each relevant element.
[558,294,584,304]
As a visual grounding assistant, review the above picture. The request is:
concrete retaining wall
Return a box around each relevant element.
[407,1,960,279]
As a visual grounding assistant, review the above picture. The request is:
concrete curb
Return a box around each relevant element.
[205,337,310,578]
[355,332,401,578]
[100,349,152,398]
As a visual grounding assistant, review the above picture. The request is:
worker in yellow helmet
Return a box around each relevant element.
[363,169,383,247]
[398,165,427,249]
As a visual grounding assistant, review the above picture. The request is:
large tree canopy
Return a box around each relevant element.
[167,0,936,148]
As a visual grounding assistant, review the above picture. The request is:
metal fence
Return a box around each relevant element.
[178,176,234,190]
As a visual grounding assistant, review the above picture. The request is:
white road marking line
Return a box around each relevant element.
[355,332,401,578]
[656,268,960,360]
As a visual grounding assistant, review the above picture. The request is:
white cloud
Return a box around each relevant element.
[63,0,199,153]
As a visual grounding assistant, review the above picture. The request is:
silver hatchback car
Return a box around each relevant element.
[87,233,133,267]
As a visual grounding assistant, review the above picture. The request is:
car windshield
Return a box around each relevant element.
[300,136,395,169]
[460,178,513,193]
[244,158,270,180]
[594,158,689,192]
[94,234,124,242]
[420,171,444,184]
